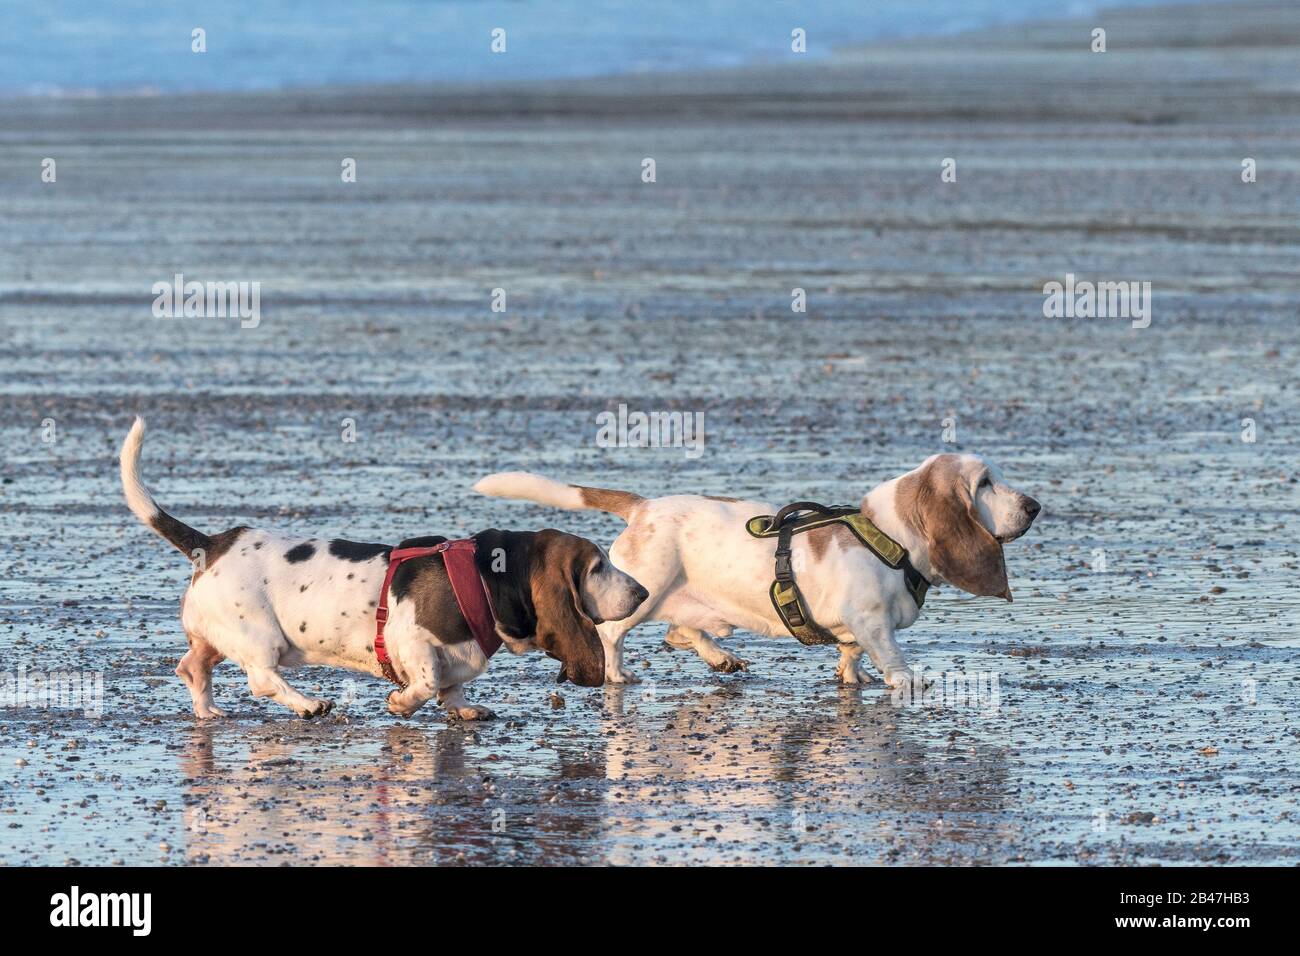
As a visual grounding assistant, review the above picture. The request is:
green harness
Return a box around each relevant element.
[745,502,931,646]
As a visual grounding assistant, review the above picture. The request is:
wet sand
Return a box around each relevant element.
[0,2,1297,865]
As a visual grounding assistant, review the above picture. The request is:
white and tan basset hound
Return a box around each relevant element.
[120,418,647,720]
[474,454,1040,688]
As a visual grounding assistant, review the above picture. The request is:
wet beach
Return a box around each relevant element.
[0,2,1297,865]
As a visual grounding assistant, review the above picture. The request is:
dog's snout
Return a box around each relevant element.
[1022,496,1041,520]
[631,583,650,606]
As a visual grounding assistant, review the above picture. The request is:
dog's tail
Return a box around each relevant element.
[473,471,644,523]
[119,416,211,558]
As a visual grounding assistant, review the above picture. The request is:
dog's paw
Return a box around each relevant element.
[884,669,925,693]
[709,653,749,674]
[298,698,334,719]
[605,667,641,685]
[387,691,418,718]
[835,661,875,685]
[449,704,496,721]
[194,704,228,719]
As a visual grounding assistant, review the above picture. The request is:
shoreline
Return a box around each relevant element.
[0,0,1267,109]
[0,0,1222,104]
[0,1,1294,135]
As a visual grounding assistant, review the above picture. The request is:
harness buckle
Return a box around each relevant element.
[375,606,389,625]
[774,547,793,582]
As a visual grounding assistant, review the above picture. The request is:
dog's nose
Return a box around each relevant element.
[1023,496,1041,519]
[632,585,650,606]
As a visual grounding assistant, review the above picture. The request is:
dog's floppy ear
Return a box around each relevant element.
[898,456,1010,601]
[529,530,605,686]
[473,528,537,642]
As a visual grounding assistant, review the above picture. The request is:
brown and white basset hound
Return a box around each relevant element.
[474,453,1040,687]
[119,418,647,720]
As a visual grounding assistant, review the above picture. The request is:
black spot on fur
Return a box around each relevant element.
[329,539,391,562]
[397,535,450,550]
[300,584,309,592]
[189,526,247,582]
[253,541,263,550]
[299,622,307,633]
[285,542,315,563]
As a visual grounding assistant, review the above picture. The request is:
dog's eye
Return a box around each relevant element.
[978,474,992,489]
[592,559,605,574]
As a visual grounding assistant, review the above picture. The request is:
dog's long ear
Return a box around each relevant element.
[898,456,1010,601]
[474,528,537,641]
[529,531,605,686]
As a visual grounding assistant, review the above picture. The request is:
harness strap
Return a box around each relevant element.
[746,503,931,646]
[768,519,836,645]
[375,539,501,687]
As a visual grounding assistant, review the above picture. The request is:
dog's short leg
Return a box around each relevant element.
[597,536,685,684]
[665,625,747,673]
[386,641,440,718]
[597,619,641,684]
[436,683,496,721]
[845,609,913,689]
[177,632,227,718]
[834,641,874,685]
[245,665,333,719]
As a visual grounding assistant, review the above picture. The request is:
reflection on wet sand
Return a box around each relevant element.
[171,681,1010,865]
[177,719,608,865]
[597,682,1013,864]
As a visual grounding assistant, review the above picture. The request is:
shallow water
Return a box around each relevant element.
[5,0,1186,95]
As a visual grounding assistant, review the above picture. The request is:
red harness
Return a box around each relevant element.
[374,539,502,686]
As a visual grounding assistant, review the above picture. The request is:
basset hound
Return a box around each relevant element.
[474,453,1040,687]
[119,418,647,720]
